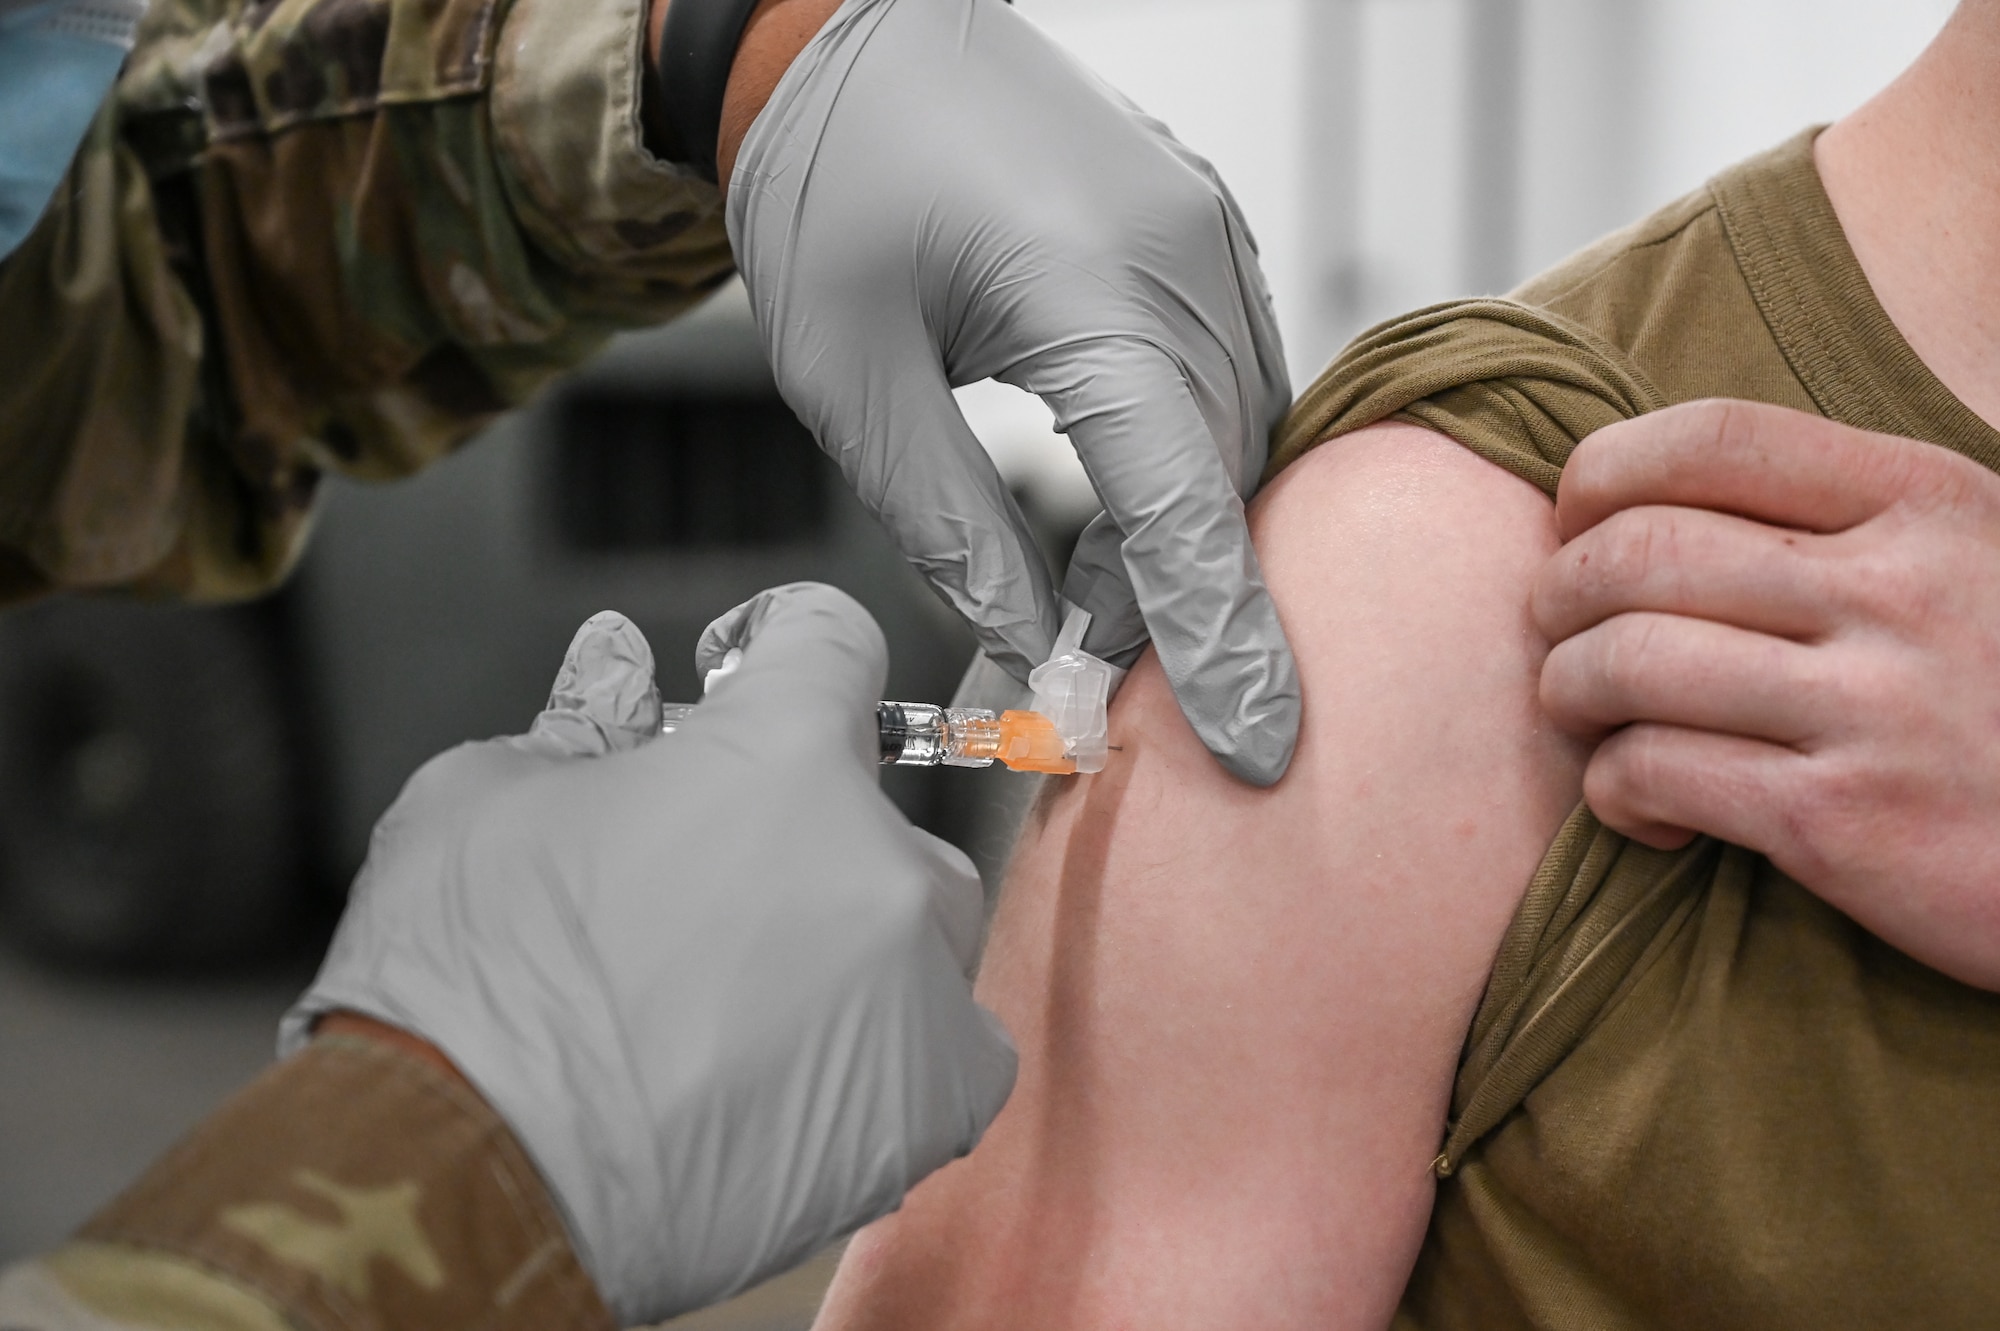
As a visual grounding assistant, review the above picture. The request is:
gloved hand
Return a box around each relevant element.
[729,0,1301,786]
[280,585,1017,1324]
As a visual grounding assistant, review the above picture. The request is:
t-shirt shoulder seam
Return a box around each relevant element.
[1523,190,1722,312]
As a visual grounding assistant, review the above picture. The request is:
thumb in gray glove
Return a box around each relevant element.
[730,0,1301,786]
[280,586,1017,1324]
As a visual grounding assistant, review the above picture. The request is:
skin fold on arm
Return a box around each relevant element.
[812,423,1588,1331]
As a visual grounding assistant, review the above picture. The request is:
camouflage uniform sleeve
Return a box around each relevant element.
[0,0,734,604]
[0,1035,613,1331]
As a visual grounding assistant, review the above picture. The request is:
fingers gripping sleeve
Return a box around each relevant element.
[1268,298,1670,498]
[0,0,735,604]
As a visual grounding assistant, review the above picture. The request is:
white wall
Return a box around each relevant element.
[1011,0,1312,373]
[1020,0,1956,360]
[1634,0,1957,219]
[969,0,1310,502]
[964,0,1960,498]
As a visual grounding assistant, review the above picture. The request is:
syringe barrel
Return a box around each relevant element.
[876,703,1000,767]
[662,699,1006,768]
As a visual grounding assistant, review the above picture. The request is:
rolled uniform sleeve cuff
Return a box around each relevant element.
[491,0,735,286]
[67,1037,612,1331]
[0,1246,296,1331]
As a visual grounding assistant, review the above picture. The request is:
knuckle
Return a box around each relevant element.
[1677,398,1744,453]
[1587,722,1681,816]
[1772,758,1866,883]
[1600,613,1663,690]
[1829,536,1934,627]
[1875,431,1974,511]
[1597,509,1673,590]
[1824,643,1904,719]
[1640,398,1748,476]
[1785,646,1849,726]
[1953,455,2000,524]
[1543,614,1661,730]
[1581,738,1645,827]
[1719,397,1828,459]
[1868,437,1930,502]
[1537,641,1591,723]
[1562,509,1685,623]
[1802,759,1866,828]
[1530,574,1571,643]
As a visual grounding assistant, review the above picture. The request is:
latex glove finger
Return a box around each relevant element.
[292,614,663,1043]
[693,582,897,764]
[523,612,663,759]
[1207,161,1295,456]
[772,336,1066,685]
[378,612,661,822]
[1061,512,1149,666]
[1027,337,1300,786]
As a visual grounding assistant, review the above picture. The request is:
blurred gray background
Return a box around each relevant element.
[0,1,1959,1326]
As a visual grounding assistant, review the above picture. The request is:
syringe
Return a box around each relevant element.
[875,703,1077,773]
[658,701,1078,774]
[664,607,1114,777]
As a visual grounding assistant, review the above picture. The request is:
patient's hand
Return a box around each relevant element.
[1538,399,2000,991]
[812,424,1586,1330]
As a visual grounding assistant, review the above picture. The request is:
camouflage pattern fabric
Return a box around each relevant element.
[0,0,734,604]
[0,1035,614,1331]
[0,1246,840,1331]
[0,1245,296,1331]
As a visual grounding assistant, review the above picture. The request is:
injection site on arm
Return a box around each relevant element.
[810,423,1588,1331]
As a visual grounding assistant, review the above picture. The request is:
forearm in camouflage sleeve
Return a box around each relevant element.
[0,1035,613,1331]
[0,0,733,604]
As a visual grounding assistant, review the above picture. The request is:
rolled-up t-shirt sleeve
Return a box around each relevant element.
[1271,131,2000,1331]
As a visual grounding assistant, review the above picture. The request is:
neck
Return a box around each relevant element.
[1817,1,2000,431]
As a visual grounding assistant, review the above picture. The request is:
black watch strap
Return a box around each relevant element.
[654,0,766,182]
[656,0,1016,183]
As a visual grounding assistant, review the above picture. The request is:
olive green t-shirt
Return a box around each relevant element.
[1272,130,2000,1329]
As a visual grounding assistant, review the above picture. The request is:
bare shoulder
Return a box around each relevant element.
[813,423,1584,1331]
[1252,419,1567,589]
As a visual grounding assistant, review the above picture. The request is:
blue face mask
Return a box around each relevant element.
[0,0,147,262]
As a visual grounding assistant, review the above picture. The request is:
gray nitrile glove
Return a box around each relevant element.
[280,587,1017,1325]
[729,0,1301,786]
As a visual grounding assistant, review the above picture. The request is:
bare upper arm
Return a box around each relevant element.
[813,424,1588,1330]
